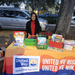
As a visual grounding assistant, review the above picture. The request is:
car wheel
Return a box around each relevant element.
[0,26,2,31]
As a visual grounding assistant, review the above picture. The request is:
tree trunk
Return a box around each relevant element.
[55,0,75,37]
[37,0,40,16]
[32,0,34,12]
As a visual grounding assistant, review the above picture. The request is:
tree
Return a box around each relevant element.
[26,0,35,11]
[46,0,55,8]
[27,0,55,16]
[55,0,75,37]
[0,0,55,11]
[0,0,25,7]
[56,5,59,11]
[27,0,55,11]
[27,0,46,11]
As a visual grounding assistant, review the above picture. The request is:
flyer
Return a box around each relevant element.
[13,31,25,46]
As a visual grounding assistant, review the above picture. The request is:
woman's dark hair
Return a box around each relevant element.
[30,12,38,22]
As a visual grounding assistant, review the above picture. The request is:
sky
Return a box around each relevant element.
[59,0,61,4]
[56,0,61,4]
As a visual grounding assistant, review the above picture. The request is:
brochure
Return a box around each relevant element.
[13,31,25,46]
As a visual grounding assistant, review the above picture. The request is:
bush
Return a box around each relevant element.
[43,16,56,24]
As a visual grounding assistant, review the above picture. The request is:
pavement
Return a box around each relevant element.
[48,24,75,27]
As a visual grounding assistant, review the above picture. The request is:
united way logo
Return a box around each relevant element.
[13,56,40,74]
[30,59,37,66]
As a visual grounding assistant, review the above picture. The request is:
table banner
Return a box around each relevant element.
[2,55,75,75]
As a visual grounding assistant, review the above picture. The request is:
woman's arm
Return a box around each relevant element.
[26,22,31,37]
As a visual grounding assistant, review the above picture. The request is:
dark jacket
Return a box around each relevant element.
[26,20,41,37]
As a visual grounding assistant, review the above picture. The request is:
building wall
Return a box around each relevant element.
[48,7,55,14]
[34,10,48,15]
[29,6,32,13]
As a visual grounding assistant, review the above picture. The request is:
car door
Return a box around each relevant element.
[0,10,15,29]
[13,11,29,30]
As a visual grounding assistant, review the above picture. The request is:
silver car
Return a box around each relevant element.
[0,7,48,31]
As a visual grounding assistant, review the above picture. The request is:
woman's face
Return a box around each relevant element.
[31,14,36,21]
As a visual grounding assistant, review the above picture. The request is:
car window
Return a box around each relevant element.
[15,11,27,19]
[25,11,31,17]
[1,10,14,18]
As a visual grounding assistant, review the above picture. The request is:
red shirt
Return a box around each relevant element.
[31,21,35,35]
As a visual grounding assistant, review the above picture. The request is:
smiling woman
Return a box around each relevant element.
[26,12,41,38]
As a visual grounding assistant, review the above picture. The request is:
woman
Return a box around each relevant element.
[26,12,41,38]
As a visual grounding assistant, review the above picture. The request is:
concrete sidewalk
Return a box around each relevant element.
[48,24,75,26]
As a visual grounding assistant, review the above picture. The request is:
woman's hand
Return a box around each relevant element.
[28,33,31,37]
[36,34,38,37]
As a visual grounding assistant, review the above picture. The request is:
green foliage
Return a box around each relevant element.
[27,0,47,11]
[27,0,55,9]
[44,16,56,24]
[0,0,55,10]
[0,0,25,6]
[46,0,55,8]
[56,5,59,11]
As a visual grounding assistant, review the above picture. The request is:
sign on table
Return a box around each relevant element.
[13,55,40,74]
